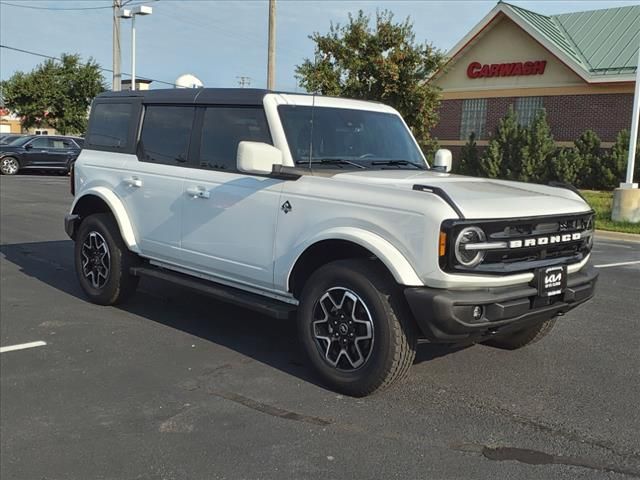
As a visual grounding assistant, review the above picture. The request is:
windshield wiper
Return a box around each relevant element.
[295,158,367,169]
[371,160,426,169]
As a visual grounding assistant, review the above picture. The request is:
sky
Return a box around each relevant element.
[1,0,638,91]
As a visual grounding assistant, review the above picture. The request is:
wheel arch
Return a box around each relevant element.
[287,229,424,298]
[71,187,140,253]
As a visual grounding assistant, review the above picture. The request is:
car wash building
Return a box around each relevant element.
[430,2,639,154]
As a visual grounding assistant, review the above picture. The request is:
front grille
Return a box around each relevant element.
[441,212,594,274]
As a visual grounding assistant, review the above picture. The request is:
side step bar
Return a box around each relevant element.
[130,266,297,320]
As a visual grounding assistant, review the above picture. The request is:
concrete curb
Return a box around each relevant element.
[595,230,640,243]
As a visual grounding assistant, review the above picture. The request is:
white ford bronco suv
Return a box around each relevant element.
[65,88,597,396]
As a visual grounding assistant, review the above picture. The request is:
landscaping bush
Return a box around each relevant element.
[461,108,639,191]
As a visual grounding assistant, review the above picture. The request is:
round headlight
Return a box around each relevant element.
[455,226,486,267]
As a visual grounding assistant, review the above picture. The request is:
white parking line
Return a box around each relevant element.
[0,341,47,354]
[595,242,633,249]
[595,260,640,268]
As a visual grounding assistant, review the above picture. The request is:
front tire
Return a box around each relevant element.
[482,317,557,350]
[0,156,20,175]
[74,213,139,305]
[297,259,417,396]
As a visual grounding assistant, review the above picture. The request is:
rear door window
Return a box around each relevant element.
[138,105,195,165]
[50,138,75,149]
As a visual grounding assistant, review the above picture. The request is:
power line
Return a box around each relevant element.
[153,8,305,59]
[0,44,177,87]
[0,0,156,11]
[0,1,113,11]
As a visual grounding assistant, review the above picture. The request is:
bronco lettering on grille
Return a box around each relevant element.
[508,232,581,249]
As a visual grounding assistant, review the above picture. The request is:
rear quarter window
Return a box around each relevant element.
[85,102,135,151]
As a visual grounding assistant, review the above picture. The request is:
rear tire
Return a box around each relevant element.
[74,213,139,305]
[297,259,417,396]
[482,317,557,350]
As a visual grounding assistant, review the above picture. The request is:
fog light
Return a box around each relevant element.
[472,305,483,321]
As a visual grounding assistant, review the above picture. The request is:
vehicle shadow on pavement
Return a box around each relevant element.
[1,240,466,389]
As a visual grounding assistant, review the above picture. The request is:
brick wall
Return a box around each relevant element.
[545,94,633,142]
[433,93,634,143]
[431,99,463,140]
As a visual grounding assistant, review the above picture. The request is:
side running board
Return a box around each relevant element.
[130,265,297,320]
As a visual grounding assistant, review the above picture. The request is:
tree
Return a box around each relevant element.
[457,132,480,176]
[479,106,527,179]
[1,53,106,135]
[607,129,640,186]
[549,148,581,185]
[521,109,555,183]
[295,10,445,153]
[574,130,602,189]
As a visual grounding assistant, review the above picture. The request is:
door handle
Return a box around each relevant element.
[186,186,210,199]
[124,176,142,188]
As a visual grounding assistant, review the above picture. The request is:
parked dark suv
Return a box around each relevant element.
[0,135,83,175]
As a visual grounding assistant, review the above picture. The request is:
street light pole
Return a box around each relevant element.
[119,5,152,92]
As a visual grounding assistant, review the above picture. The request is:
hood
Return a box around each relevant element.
[0,144,23,152]
[333,170,590,219]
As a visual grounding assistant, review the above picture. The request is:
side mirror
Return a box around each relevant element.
[237,141,283,175]
[24,143,33,150]
[432,149,452,173]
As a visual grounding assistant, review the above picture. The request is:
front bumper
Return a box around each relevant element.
[404,264,598,343]
[64,213,80,240]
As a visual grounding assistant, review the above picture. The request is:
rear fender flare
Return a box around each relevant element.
[71,187,140,253]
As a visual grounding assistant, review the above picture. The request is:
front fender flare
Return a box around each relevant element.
[288,227,424,287]
[71,187,140,253]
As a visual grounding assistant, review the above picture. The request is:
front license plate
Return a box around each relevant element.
[537,265,567,297]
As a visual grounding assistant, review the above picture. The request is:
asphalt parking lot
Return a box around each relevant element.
[1,174,639,480]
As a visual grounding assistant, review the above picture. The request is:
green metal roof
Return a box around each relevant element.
[501,2,639,77]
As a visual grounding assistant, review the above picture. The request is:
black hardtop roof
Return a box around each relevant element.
[95,88,384,106]
[96,88,275,105]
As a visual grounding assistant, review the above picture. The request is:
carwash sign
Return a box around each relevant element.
[467,60,547,79]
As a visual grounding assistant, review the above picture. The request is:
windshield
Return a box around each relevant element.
[278,105,426,169]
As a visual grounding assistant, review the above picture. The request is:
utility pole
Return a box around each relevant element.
[112,0,122,91]
[236,76,252,88]
[267,0,276,90]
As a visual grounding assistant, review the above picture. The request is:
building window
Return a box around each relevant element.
[515,97,543,127]
[460,99,487,140]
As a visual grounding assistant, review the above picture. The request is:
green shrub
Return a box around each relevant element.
[521,109,555,183]
[457,132,480,176]
[474,106,638,190]
[549,148,580,185]
[479,106,527,179]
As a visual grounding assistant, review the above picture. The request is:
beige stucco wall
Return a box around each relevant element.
[0,118,22,134]
[433,14,586,93]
